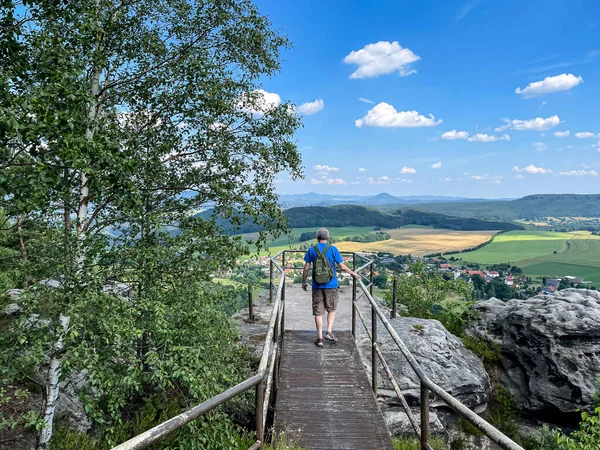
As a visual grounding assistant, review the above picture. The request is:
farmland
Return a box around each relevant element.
[459,231,600,285]
[243,226,498,257]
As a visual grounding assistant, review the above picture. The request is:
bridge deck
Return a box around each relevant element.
[274,330,394,450]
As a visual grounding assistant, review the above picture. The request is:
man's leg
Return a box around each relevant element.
[315,315,323,339]
[326,311,336,334]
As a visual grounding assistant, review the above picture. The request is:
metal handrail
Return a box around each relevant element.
[111,251,287,450]
[352,270,525,450]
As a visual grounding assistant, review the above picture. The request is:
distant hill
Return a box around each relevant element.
[277,192,501,208]
[407,194,600,221]
[197,205,523,234]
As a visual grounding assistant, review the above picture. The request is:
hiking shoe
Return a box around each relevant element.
[315,338,324,348]
[324,332,338,342]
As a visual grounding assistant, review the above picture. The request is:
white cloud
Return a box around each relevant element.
[532,142,548,151]
[400,166,417,174]
[443,177,453,182]
[367,176,389,185]
[455,1,483,21]
[431,161,442,169]
[359,97,375,104]
[554,131,570,137]
[515,73,583,97]
[514,174,525,179]
[310,178,323,185]
[344,41,420,79]
[314,165,339,172]
[512,165,552,174]
[496,115,561,131]
[355,102,442,128]
[358,168,368,172]
[575,132,599,138]
[325,178,347,185]
[559,170,598,176]
[442,130,469,140]
[238,89,281,116]
[297,99,324,115]
[467,133,511,142]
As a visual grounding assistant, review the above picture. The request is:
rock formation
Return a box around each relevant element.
[467,288,600,421]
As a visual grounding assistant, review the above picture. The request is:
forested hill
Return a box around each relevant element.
[199,205,523,233]
[410,194,600,221]
[284,205,523,230]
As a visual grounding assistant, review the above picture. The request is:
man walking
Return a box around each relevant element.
[302,228,359,347]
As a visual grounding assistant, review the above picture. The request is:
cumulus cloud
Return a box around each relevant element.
[355,102,442,128]
[512,165,552,174]
[344,41,420,79]
[442,130,469,140]
[467,133,511,142]
[575,132,599,138]
[314,165,339,172]
[367,176,389,185]
[238,89,281,116]
[532,142,548,151]
[400,166,417,174]
[431,161,442,169]
[359,97,375,104]
[297,99,324,115]
[515,73,583,97]
[311,177,346,185]
[554,131,570,137]
[559,170,598,176]
[496,115,561,131]
[358,168,368,172]
[514,174,525,179]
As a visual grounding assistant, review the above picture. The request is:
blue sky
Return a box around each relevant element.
[253,0,600,198]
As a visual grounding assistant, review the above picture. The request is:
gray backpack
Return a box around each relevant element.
[312,244,334,284]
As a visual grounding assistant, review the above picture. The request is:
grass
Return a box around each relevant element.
[459,230,600,285]
[392,436,446,450]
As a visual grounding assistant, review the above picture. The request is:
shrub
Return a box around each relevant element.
[392,435,446,450]
[461,336,502,368]
[553,407,600,449]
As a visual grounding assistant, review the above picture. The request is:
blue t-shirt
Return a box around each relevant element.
[304,243,343,289]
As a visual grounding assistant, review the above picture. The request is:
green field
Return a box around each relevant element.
[241,226,376,256]
[459,231,600,285]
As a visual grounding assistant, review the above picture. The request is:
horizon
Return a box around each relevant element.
[252,0,600,198]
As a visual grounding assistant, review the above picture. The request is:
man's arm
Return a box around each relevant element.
[339,262,360,279]
[302,262,311,291]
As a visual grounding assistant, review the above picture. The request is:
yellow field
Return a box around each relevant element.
[333,228,498,256]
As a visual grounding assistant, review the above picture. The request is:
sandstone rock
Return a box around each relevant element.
[55,370,92,433]
[232,293,273,363]
[101,281,132,297]
[4,303,23,315]
[354,296,490,437]
[467,289,600,419]
[5,288,24,301]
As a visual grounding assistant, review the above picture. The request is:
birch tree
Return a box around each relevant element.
[1,0,301,446]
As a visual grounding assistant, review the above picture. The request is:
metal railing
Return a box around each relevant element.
[349,255,525,450]
[111,251,288,450]
[111,249,523,450]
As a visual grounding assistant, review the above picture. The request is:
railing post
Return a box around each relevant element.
[392,277,397,319]
[255,382,264,449]
[369,262,374,296]
[248,285,254,322]
[371,304,377,397]
[281,252,286,302]
[420,382,430,450]
[269,259,274,304]
[352,253,357,338]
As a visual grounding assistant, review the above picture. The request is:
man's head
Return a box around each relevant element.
[316,228,329,241]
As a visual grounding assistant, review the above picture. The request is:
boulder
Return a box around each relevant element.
[467,289,600,419]
[354,296,490,437]
[5,288,24,301]
[232,292,273,363]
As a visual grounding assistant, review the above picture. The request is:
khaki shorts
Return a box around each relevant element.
[312,288,339,316]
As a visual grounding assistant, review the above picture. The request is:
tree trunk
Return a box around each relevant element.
[38,315,70,450]
[17,213,27,261]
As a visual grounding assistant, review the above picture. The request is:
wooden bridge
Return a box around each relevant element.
[112,251,524,450]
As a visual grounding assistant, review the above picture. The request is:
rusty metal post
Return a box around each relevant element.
[255,382,264,448]
[248,285,254,322]
[269,259,274,304]
[392,277,397,319]
[420,382,430,450]
[371,305,378,397]
[369,262,374,296]
[282,252,286,302]
[352,254,357,338]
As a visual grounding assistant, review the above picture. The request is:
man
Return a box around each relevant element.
[302,228,359,347]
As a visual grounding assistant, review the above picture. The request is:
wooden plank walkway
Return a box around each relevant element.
[274,330,394,450]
